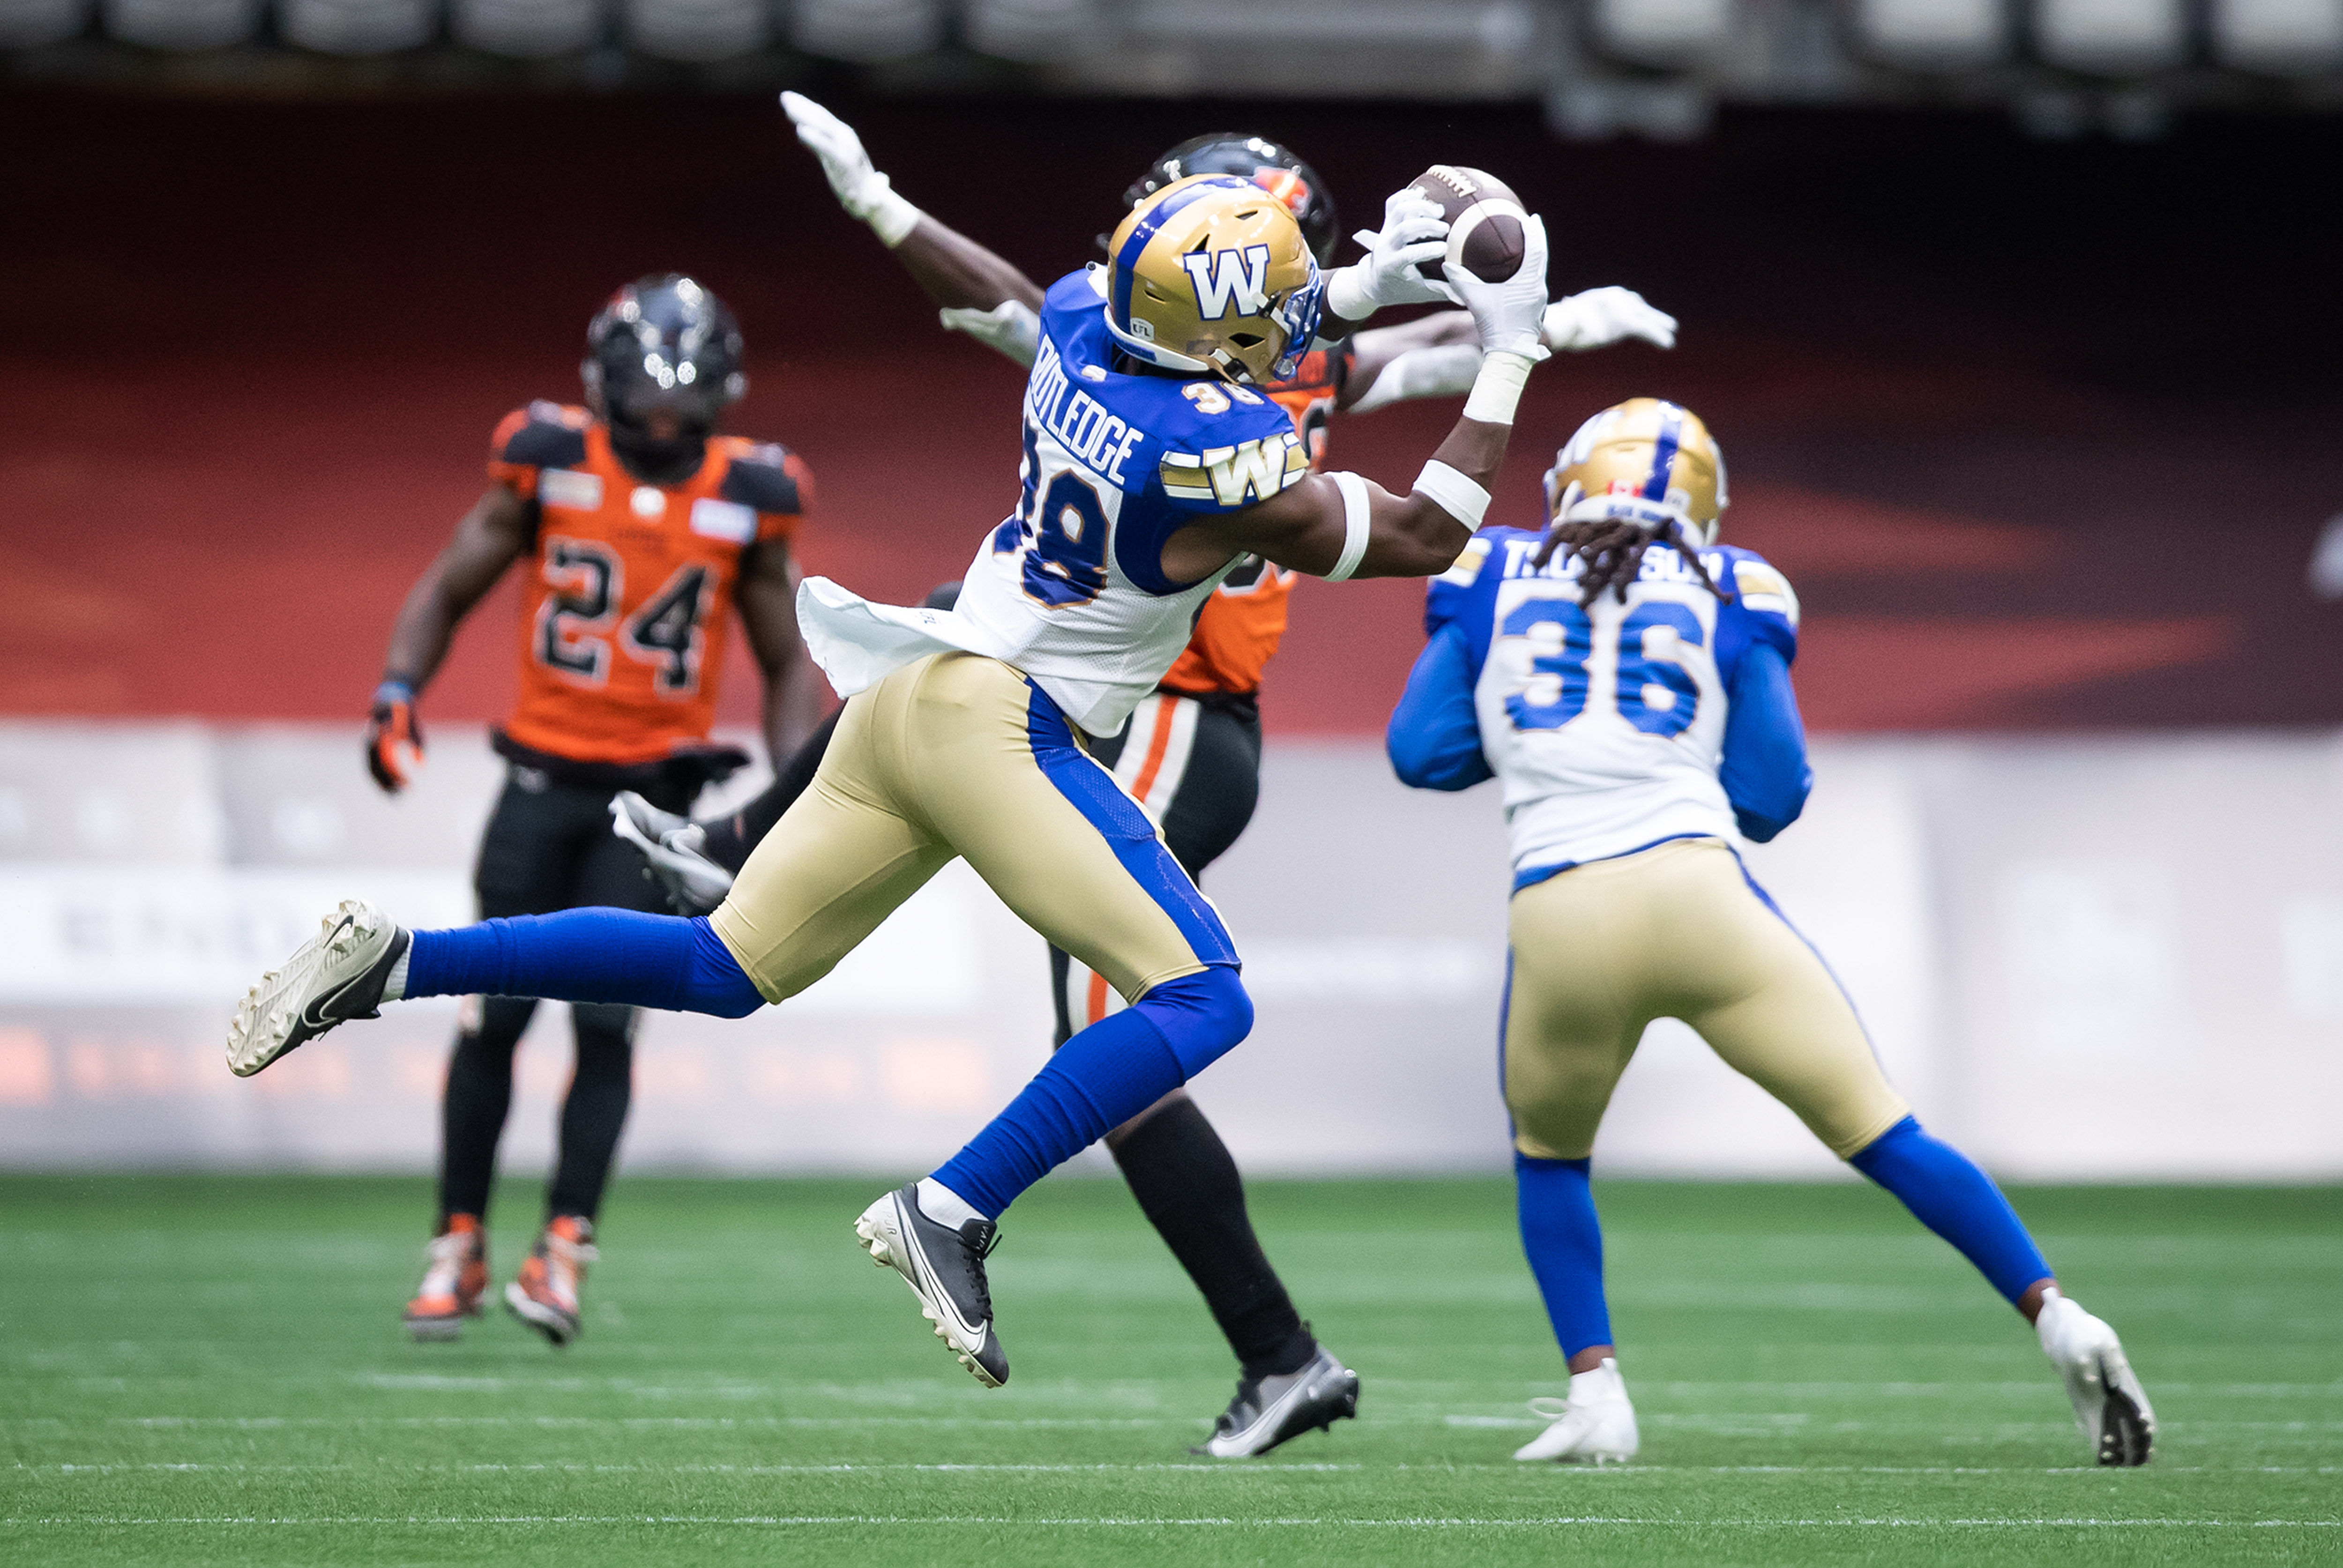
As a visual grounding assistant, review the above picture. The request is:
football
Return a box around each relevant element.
[1405,163,1530,284]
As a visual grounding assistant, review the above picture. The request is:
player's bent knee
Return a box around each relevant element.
[681,919,767,1019]
[1133,965,1253,1078]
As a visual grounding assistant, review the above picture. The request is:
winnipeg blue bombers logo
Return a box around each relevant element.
[1181,244,1272,320]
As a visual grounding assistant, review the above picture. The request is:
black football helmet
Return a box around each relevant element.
[582,274,746,476]
[1120,134,1339,266]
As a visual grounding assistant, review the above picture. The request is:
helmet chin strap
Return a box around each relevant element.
[606,411,710,486]
[1206,348,1253,385]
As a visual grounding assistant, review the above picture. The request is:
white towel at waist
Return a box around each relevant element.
[795,575,1013,699]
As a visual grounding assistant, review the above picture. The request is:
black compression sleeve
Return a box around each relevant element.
[1111,1097,1316,1378]
[701,707,842,873]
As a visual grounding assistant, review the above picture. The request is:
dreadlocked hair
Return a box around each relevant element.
[1530,512,1735,607]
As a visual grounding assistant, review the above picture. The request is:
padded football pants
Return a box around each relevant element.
[1503,837,1910,1162]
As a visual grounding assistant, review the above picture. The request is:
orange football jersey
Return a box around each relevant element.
[1158,343,1348,699]
[487,401,809,766]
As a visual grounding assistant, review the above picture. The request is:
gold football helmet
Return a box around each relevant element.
[1103,174,1324,385]
[1543,398,1729,545]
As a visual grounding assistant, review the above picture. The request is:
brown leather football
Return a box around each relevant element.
[1405,164,1529,284]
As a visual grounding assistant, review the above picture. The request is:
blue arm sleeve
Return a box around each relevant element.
[1386,623,1493,791]
[1719,640,1812,842]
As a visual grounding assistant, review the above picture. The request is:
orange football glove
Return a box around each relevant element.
[366,680,426,794]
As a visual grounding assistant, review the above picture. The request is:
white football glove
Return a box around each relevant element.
[780,90,919,246]
[1542,286,1677,352]
[1323,189,1455,322]
[1448,212,1551,361]
[939,299,1041,368]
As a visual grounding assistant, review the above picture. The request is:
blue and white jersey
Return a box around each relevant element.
[954,268,1308,733]
[796,266,1309,738]
[1388,524,1809,883]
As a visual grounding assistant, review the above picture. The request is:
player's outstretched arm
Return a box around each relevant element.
[780,92,1045,364]
[1318,187,1455,339]
[736,537,825,760]
[1163,217,1552,584]
[1343,288,1679,416]
[366,485,531,793]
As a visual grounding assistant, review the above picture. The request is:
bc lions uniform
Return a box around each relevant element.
[492,400,808,770]
[366,277,812,1349]
[1388,399,2156,1469]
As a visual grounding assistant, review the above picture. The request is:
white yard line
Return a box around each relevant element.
[18,1462,2343,1476]
[3,1515,2338,1529]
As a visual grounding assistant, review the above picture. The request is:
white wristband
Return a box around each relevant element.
[866,183,921,248]
[1414,460,1491,529]
[1324,471,1372,582]
[1461,348,1536,426]
[1323,259,1373,323]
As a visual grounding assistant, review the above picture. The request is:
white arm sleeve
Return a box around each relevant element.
[1323,471,1373,582]
[1345,342,1484,416]
[938,300,1042,368]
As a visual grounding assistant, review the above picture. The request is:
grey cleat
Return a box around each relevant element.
[855,1183,1008,1388]
[1193,1345,1360,1457]
[226,899,409,1077]
[609,792,734,916]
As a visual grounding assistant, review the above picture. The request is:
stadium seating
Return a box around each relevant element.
[622,0,765,61]
[451,0,600,55]
[2213,0,2343,72]
[963,0,1102,61]
[279,0,439,53]
[787,0,942,60]
[0,0,89,46]
[103,0,265,48]
[1589,0,1736,66]
[2033,0,2189,74]
[1852,0,2009,69]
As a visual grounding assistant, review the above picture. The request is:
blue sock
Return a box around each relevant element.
[1850,1115,2052,1307]
[1515,1152,1613,1359]
[403,911,765,1019]
[933,966,1252,1218]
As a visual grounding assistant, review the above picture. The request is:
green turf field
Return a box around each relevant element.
[2,1174,2336,1566]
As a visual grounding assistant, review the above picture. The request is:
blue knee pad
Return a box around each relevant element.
[932,963,1252,1219]
[1139,965,1254,1078]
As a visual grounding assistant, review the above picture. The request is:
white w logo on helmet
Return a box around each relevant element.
[1180,244,1272,320]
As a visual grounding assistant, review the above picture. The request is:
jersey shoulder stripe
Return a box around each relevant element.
[1710,544,1799,669]
[1716,545,1798,626]
[717,441,807,516]
[1037,269,1299,482]
[1424,524,1537,635]
[493,401,591,472]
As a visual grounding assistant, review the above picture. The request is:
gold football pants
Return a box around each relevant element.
[1503,837,1908,1162]
[709,653,1232,1006]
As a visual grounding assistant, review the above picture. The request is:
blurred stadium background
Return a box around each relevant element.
[5,0,2343,1189]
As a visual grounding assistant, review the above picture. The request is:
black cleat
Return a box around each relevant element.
[855,1184,1008,1388]
[1193,1345,1360,1457]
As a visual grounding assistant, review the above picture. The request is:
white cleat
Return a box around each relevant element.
[1514,1357,1640,1464]
[225,899,409,1078]
[2037,1288,2155,1466]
